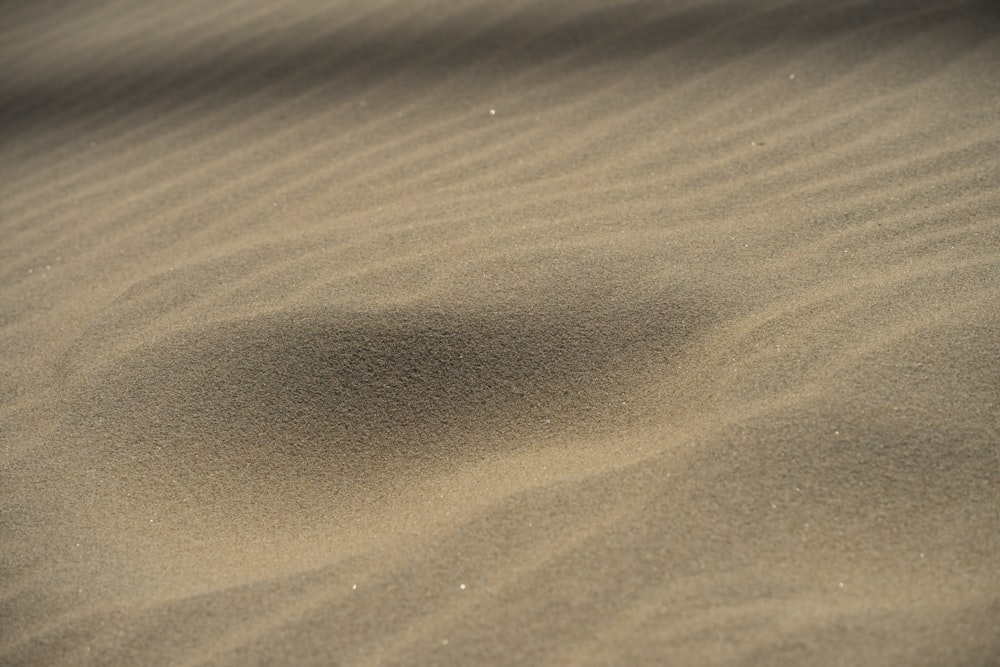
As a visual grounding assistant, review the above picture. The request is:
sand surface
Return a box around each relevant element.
[2,1,998,664]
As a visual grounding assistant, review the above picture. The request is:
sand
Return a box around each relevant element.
[2,0,998,664]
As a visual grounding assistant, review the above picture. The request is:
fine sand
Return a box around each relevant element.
[2,1,998,665]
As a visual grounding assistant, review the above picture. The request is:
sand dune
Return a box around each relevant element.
[2,0,998,664]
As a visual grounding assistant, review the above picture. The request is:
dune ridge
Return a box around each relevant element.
[2,0,998,665]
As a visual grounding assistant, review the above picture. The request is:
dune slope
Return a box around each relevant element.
[2,1,998,665]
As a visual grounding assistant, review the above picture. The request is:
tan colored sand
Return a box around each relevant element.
[2,1,998,664]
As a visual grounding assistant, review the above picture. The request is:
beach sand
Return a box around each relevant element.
[2,1,998,664]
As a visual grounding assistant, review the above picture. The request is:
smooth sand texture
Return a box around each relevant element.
[2,1,999,664]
